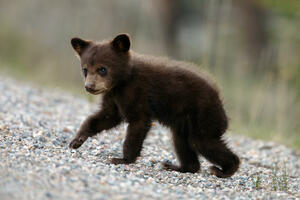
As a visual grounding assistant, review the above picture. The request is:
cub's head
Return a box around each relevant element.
[71,34,131,95]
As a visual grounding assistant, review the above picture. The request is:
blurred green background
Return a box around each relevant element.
[0,0,299,149]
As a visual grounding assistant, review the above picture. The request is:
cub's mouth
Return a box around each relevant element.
[85,87,108,95]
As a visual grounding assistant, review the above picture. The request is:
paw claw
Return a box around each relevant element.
[162,162,200,173]
[69,136,87,149]
[209,166,232,178]
[111,158,123,164]
[162,162,180,171]
[110,157,133,165]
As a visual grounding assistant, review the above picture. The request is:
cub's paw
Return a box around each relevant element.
[162,162,181,171]
[69,136,87,149]
[209,166,232,178]
[110,157,133,165]
[162,162,200,173]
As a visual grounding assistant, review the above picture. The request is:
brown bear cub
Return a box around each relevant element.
[69,34,240,178]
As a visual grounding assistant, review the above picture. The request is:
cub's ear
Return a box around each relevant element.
[71,38,91,56]
[112,34,131,52]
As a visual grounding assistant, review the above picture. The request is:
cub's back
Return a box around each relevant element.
[131,54,220,103]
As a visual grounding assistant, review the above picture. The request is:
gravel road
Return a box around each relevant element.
[0,76,299,200]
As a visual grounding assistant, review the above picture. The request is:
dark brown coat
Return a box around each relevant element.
[69,34,240,178]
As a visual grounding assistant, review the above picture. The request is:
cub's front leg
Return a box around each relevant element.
[111,118,151,164]
[69,130,89,149]
[69,113,95,149]
[69,101,121,149]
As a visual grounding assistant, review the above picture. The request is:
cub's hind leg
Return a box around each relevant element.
[196,139,240,178]
[163,130,200,173]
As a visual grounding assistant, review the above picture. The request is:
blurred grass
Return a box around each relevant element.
[0,0,299,150]
[215,68,300,149]
[0,22,84,95]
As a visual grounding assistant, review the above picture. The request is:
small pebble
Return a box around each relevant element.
[0,124,6,131]
[63,126,74,133]
[33,130,44,138]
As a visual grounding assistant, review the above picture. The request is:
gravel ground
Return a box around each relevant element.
[0,76,299,200]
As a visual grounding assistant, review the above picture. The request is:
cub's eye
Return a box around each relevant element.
[97,66,107,76]
[82,68,87,77]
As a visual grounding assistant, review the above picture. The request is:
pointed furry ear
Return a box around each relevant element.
[112,34,131,52]
[71,38,91,56]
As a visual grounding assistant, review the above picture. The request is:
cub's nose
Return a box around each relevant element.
[85,83,96,92]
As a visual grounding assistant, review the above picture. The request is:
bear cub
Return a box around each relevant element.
[69,34,240,178]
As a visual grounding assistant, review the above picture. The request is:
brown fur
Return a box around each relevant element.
[69,34,240,178]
